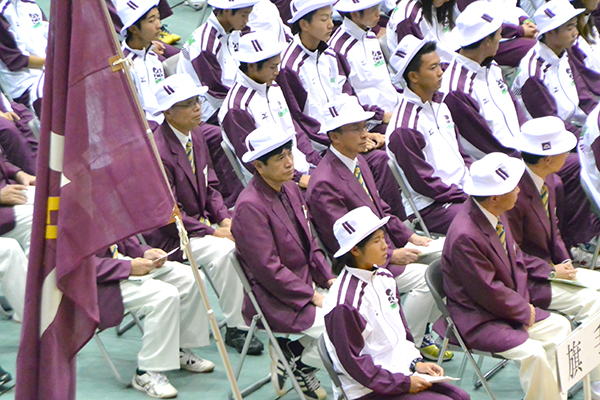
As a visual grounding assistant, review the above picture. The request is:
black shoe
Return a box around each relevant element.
[0,366,12,386]
[293,365,327,400]
[270,338,298,395]
[225,328,264,355]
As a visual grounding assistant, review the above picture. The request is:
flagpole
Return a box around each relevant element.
[98,3,243,399]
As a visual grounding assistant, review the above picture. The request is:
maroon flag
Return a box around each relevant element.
[16,1,175,399]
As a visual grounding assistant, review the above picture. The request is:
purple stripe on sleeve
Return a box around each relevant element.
[355,281,367,310]
[343,275,360,306]
[400,102,415,128]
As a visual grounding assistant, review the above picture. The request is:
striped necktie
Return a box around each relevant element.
[109,245,119,259]
[354,164,372,201]
[496,221,507,254]
[186,137,196,174]
[541,184,550,219]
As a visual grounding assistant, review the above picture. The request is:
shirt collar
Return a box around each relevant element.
[342,18,372,39]
[473,198,499,229]
[536,41,563,64]
[330,146,357,173]
[208,13,228,36]
[237,71,268,94]
[525,165,545,193]
[122,41,154,59]
[168,122,192,149]
[403,87,429,108]
[294,34,329,59]
[454,52,487,74]
[345,266,376,282]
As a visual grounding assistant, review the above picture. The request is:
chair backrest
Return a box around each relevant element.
[220,140,250,187]
[424,258,452,320]
[387,158,431,237]
[317,335,348,400]
[378,34,391,64]
[580,174,600,219]
[162,53,181,77]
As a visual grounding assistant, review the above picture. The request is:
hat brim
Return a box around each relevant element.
[153,85,208,115]
[324,110,375,132]
[454,18,502,48]
[233,42,287,63]
[241,130,296,163]
[517,131,578,156]
[463,157,525,196]
[391,38,430,85]
[207,0,260,9]
[333,215,390,258]
[334,0,383,13]
[537,8,585,36]
[288,0,336,24]
[119,0,160,37]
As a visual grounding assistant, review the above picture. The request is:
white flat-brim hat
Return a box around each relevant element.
[534,0,584,36]
[390,35,431,86]
[453,1,503,48]
[242,124,295,163]
[334,206,390,258]
[153,74,208,115]
[208,0,260,10]
[464,152,525,196]
[322,97,375,133]
[334,0,382,13]
[517,116,577,156]
[117,0,160,37]
[233,31,287,63]
[288,0,336,24]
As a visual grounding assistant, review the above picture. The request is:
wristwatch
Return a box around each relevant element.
[549,266,556,280]
[409,357,424,373]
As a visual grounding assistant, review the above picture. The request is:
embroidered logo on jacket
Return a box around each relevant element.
[386,288,398,309]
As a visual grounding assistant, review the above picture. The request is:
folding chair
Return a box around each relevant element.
[220,140,250,187]
[579,174,600,269]
[425,258,508,400]
[0,296,13,319]
[317,335,348,400]
[162,53,180,77]
[229,249,306,399]
[378,34,391,65]
[387,159,432,237]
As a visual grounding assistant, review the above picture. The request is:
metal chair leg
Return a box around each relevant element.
[94,333,132,387]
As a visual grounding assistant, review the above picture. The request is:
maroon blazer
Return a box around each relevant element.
[144,122,231,261]
[232,175,334,332]
[96,237,150,331]
[506,172,570,309]
[305,150,414,277]
[442,198,550,353]
[0,154,21,236]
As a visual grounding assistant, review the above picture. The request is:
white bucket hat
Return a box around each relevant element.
[334,0,383,13]
[452,1,503,48]
[322,97,374,133]
[233,31,287,63]
[242,124,295,163]
[464,153,525,196]
[153,74,208,115]
[208,0,260,10]
[534,0,584,36]
[333,206,390,258]
[517,116,577,156]
[288,0,336,24]
[116,0,160,37]
[390,35,432,86]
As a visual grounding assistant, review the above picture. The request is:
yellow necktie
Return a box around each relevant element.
[354,164,372,201]
[496,221,507,254]
[186,138,196,174]
[109,245,119,259]
[541,184,550,219]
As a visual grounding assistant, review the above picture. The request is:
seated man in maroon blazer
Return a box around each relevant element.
[143,73,264,355]
[442,152,571,400]
[232,124,334,400]
[96,237,213,399]
[306,99,452,362]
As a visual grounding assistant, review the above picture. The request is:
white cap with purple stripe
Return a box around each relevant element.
[116,0,160,37]
[242,124,295,163]
[389,35,431,86]
[322,97,374,133]
[452,1,503,48]
[334,0,383,13]
[464,153,525,196]
[534,0,584,36]
[288,0,336,24]
[333,206,390,258]
[233,31,287,63]
[208,0,260,10]
[153,74,208,114]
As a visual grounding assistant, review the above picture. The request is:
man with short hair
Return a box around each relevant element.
[177,0,258,125]
[232,124,333,400]
[117,0,166,128]
[306,99,451,361]
[443,152,571,400]
[386,36,470,234]
[144,74,264,355]
[218,31,321,187]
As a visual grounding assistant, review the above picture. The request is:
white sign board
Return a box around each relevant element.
[556,311,600,393]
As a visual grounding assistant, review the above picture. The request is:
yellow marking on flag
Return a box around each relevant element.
[46,197,60,239]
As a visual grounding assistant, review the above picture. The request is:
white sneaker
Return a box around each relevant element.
[180,348,215,373]
[571,246,600,269]
[132,370,178,399]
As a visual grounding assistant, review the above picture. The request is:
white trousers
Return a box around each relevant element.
[120,261,209,372]
[297,306,325,369]
[549,281,600,381]
[189,235,246,329]
[497,313,571,400]
[0,237,27,318]
[395,259,441,347]
[2,204,33,256]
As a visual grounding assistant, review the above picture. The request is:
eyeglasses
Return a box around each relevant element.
[172,96,202,109]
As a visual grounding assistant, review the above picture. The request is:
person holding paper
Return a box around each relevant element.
[443,152,572,400]
[323,207,470,400]
[96,236,213,399]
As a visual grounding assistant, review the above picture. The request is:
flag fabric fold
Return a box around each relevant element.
[16,1,175,398]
